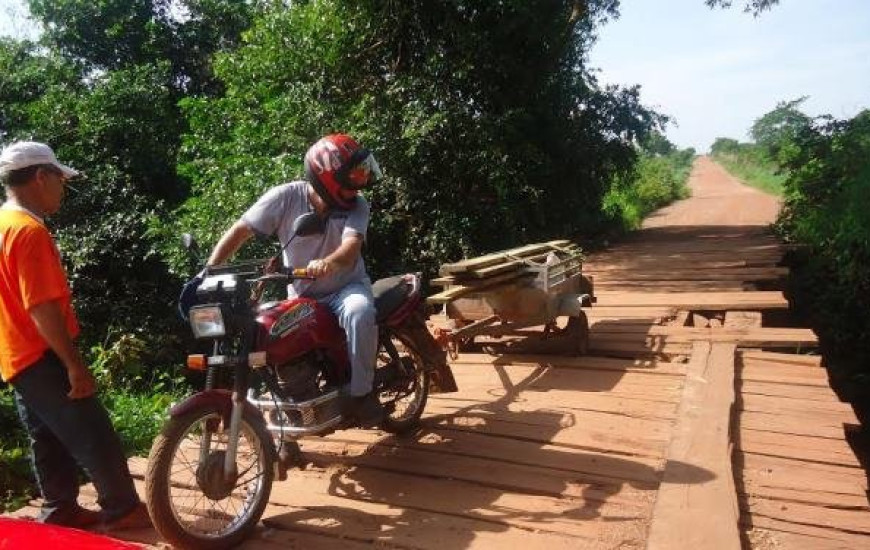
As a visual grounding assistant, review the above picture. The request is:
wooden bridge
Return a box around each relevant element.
[7,158,869,548]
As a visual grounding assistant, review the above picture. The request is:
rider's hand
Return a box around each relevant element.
[306,258,334,278]
[67,364,96,399]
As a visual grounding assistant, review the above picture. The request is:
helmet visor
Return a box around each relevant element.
[341,151,382,190]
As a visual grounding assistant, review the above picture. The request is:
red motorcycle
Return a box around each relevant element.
[144,213,457,549]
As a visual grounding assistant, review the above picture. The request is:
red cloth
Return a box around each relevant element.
[0,518,141,549]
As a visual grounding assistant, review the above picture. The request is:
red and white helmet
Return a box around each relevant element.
[303,133,382,210]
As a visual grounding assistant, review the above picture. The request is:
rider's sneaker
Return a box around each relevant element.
[343,392,385,428]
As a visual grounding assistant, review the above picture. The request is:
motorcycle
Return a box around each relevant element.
[144,212,458,549]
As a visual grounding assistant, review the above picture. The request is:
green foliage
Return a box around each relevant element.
[27,0,258,94]
[710,137,742,156]
[775,110,870,391]
[0,388,34,513]
[603,147,694,230]
[0,39,81,140]
[750,97,812,160]
[101,389,178,455]
[712,144,786,196]
[166,0,665,280]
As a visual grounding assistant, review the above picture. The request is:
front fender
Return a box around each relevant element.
[170,390,265,429]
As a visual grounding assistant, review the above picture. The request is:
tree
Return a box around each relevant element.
[27,0,258,94]
[710,137,742,155]
[750,97,812,159]
[168,0,665,279]
[705,0,781,15]
[641,131,676,156]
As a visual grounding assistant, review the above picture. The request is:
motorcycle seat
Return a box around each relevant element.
[372,275,410,322]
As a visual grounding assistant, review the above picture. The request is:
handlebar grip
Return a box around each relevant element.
[291,268,309,278]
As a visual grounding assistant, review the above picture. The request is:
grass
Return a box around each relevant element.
[713,152,786,196]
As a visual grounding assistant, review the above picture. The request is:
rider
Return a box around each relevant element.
[203,133,384,426]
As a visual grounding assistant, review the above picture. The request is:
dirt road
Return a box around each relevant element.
[643,156,780,228]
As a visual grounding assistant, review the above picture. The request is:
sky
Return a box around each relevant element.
[589,0,870,152]
[2,0,869,152]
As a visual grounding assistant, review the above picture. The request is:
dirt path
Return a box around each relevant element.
[7,157,867,549]
[643,156,780,228]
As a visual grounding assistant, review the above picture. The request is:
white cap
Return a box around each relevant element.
[0,141,80,179]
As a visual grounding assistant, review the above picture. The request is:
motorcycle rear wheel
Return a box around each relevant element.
[145,404,275,550]
[378,330,430,434]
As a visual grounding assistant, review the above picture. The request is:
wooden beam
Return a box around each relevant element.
[646,341,741,550]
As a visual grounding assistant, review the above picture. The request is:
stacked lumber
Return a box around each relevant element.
[426,240,582,305]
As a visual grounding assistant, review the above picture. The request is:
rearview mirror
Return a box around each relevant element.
[292,212,325,237]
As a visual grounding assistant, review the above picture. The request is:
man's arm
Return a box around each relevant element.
[308,233,363,277]
[207,220,255,266]
[29,300,95,399]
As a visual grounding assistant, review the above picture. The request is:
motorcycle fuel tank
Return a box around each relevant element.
[255,298,349,369]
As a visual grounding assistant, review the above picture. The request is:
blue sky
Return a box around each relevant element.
[3,0,869,152]
[589,0,870,151]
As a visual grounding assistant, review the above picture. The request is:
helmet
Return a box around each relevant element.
[303,134,382,210]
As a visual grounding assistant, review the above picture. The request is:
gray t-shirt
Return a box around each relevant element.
[242,181,369,298]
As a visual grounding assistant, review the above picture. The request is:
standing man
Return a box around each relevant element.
[203,133,384,426]
[0,141,150,530]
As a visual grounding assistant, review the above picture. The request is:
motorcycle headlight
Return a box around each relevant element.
[189,305,226,338]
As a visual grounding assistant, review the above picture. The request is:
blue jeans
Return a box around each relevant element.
[317,280,378,396]
[11,351,140,523]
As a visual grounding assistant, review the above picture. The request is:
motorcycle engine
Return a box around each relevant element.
[274,353,322,402]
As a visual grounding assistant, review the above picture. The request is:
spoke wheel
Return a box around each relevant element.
[145,405,274,550]
[376,331,429,434]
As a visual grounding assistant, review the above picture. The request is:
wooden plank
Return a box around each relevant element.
[590,267,788,282]
[646,342,741,550]
[742,515,870,547]
[740,411,850,439]
[587,325,818,347]
[594,291,788,310]
[737,430,858,463]
[439,240,571,275]
[739,365,830,387]
[739,393,857,423]
[740,350,823,368]
[742,498,870,535]
[426,274,533,304]
[738,484,870,510]
[426,408,670,458]
[453,353,688,376]
[740,380,843,402]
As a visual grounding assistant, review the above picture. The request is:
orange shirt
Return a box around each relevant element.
[0,207,79,382]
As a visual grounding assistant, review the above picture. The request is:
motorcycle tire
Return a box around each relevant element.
[378,330,430,435]
[145,403,275,550]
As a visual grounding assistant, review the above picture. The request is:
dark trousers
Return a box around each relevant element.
[11,351,139,523]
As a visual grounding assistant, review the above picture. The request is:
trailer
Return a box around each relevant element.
[427,240,595,357]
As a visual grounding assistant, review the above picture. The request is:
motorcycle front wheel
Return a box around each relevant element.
[377,330,430,434]
[145,404,275,550]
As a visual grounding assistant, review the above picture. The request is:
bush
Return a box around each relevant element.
[603,148,694,230]
[712,144,786,196]
[773,110,870,409]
